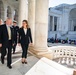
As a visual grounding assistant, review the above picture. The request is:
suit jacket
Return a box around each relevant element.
[0,24,14,44]
[12,25,19,43]
[18,27,32,45]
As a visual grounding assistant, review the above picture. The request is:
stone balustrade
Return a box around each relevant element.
[49,46,76,59]
[48,46,76,68]
[25,57,74,75]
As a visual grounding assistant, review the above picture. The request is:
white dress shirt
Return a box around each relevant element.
[7,25,11,40]
[23,28,27,35]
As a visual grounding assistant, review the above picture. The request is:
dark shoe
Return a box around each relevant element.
[1,57,4,64]
[13,52,15,54]
[22,62,24,64]
[7,65,12,69]
[24,61,27,64]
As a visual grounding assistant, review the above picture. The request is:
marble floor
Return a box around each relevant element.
[0,44,75,75]
[0,50,39,75]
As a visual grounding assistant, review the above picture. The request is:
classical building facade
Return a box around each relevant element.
[48,4,76,40]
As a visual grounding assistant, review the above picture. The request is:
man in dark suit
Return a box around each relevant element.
[12,21,19,54]
[0,19,3,53]
[0,18,14,69]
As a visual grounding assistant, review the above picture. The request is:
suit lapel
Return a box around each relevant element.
[5,25,9,38]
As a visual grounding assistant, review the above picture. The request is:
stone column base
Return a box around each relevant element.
[28,46,53,60]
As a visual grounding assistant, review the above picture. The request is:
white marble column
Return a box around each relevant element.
[57,17,59,31]
[71,20,74,31]
[11,8,15,21]
[58,17,62,31]
[72,20,74,31]
[48,15,51,31]
[18,0,28,27]
[52,16,54,31]
[4,5,7,21]
[28,0,35,44]
[15,10,18,22]
[34,0,49,51]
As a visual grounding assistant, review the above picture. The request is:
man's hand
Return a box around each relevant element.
[13,44,14,46]
[0,44,2,47]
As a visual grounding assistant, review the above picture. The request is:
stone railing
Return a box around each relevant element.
[51,46,76,59]
[25,57,74,75]
[49,46,76,67]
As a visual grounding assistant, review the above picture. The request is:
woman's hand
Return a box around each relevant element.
[29,43,33,46]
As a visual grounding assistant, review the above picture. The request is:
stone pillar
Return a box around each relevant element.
[52,16,54,31]
[28,0,35,44]
[34,0,49,51]
[58,17,62,31]
[4,5,7,21]
[70,20,73,31]
[57,17,59,31]
[18,0,28,27]
[72,20,74,31]
[48,15,51,31]
[15,10,18,22]
[11,8,15,21]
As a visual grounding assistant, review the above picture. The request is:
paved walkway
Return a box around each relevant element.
[0,43,75,75]
[0,50,39,75]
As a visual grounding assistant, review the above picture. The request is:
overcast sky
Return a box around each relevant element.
[49,0,76,7]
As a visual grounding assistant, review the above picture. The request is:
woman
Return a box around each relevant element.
[18,20,32,64]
